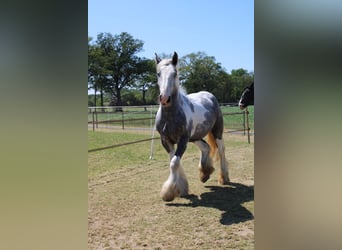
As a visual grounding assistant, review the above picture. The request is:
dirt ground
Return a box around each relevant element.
[88,132,254,249]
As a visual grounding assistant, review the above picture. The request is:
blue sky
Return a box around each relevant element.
[88,0,254,73]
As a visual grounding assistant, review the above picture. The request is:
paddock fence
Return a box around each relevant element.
[88,104,253,144]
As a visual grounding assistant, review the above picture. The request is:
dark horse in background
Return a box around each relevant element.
[155,52,230,202]
[239,82,254,110]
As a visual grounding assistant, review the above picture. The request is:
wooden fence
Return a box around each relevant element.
[88,105,252,143]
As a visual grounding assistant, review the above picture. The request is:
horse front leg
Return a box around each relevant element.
[161,138,175,160]
[161,136,189,201]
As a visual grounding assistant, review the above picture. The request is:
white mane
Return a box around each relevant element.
[178,84,187,96]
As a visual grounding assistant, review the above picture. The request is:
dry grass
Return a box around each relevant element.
[88,130,254,249]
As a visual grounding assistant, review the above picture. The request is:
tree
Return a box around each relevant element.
[88,37,254,105]
[95,32,145,108]
[230,68,254,101]
[133,59,157,106]
[179,52,228,102]
[88,37,100,106]
[89,36,113,107]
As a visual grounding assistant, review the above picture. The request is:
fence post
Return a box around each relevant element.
[92,110,95,131]
[121,109,125,130]
[245,108,250,144]
[150,105,153,129]
[150,105,156,160]
[243,110,246,135]
[95,108,98,129]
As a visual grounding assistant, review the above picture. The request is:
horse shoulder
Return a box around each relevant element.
[155,107,163,128]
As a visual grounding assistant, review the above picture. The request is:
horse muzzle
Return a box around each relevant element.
[159,95,171,106]
[239,104,246,110]
[239,101,246,110]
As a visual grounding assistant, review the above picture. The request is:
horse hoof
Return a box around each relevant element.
[199,166,215,183]
[162,194,175,202]
[161,183,179,202]
[218,175,230,185]
[200,173,210,183]
[161,188,176,201]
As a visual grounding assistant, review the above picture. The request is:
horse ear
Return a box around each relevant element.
[172,52,178,66]
[155,53,161,64]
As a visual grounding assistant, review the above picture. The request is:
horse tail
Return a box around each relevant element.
[207,132,219,161]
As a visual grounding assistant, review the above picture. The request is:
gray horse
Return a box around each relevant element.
[155,52,230,201]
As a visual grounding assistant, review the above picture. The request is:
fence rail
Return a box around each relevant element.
[88,104,253,143]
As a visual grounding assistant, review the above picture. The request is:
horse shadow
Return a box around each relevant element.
[166,182,254,225]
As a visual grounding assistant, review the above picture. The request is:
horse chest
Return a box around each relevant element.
[156,109,188,144]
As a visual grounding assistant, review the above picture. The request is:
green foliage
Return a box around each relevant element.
[179,52,254,103]
[132,59,157,105]
[88,32,155,106]
[230,69,254,101]
[179,52,223,93]
[88,33,254,106]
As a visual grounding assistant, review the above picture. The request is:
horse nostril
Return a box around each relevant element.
[159,95,170,105]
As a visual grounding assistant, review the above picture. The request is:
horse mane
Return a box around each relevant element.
[175,73,187,98]
[178,84,187,96]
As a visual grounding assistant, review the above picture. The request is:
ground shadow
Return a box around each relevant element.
[166,182,254,225]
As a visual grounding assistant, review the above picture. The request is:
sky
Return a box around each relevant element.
[88,0,254,73]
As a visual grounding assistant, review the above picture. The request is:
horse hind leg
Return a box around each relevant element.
[161,155,189,201]
[210,111,230,185]
[193,139,215,183]
[216,138,230,184]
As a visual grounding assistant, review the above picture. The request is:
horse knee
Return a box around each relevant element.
[170,155,180,171]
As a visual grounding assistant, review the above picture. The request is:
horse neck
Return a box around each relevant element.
[171,86,182,102]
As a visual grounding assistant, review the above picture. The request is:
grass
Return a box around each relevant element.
[88,130,254,249]
[88,131,156,178]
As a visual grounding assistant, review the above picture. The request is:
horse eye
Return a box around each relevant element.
[157,72,161,77]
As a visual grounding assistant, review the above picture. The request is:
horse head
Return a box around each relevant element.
[239,82,254,110]
[155,52,179,107]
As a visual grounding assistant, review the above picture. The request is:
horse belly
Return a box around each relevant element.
[186,92,219,140]
[188,103,216,141]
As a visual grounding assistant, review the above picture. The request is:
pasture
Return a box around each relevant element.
[88,105,254,135]
[88,130,254,249]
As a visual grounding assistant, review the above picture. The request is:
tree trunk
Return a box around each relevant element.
[100,88,104,111]
[94,86,97,107]
[142,89,147,111]
[100,89,104,106]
